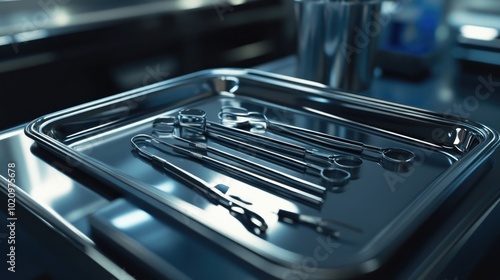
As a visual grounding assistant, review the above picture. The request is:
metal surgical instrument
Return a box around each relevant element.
[155,109,343,164]
[131,134,268,234]
[153,114,356,186]
[208,132,356,186]
[207,121,355,165]
[171,134,328,194]
[218,106,415,171]
[133,134,325,206]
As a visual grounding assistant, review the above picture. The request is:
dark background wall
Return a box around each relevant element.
[0,0,296,131]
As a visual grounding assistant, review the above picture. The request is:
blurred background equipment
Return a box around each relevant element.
[0,0,296,131]
[449,0,500,68]
[376,0,451,78]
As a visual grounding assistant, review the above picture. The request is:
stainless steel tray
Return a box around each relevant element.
[25,69,500,279]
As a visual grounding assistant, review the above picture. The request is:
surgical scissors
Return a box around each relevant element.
[218,106,415,172]
[133,134,325,206]
[131,134,268,234]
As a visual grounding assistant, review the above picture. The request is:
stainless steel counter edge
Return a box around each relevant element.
[0,126,135,279]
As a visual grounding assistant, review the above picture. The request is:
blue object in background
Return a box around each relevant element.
[379,0,447,55]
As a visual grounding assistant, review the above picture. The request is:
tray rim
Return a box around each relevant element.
[24,68,500,279]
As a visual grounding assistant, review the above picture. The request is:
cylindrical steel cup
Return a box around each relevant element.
[295,0,383,92]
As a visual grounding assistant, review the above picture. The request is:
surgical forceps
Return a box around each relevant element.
[218,106,415,171]
[171,134,328,194]
[131,134,268,234]
[132,134,324,206]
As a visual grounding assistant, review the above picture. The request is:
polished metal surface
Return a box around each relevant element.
[0,128,109,232]
[88,198,263,280]
[0,127,133,279]
[295,0,382,91]
[22,68,499,279]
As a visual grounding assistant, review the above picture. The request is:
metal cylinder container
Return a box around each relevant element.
[295,0,383,92]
